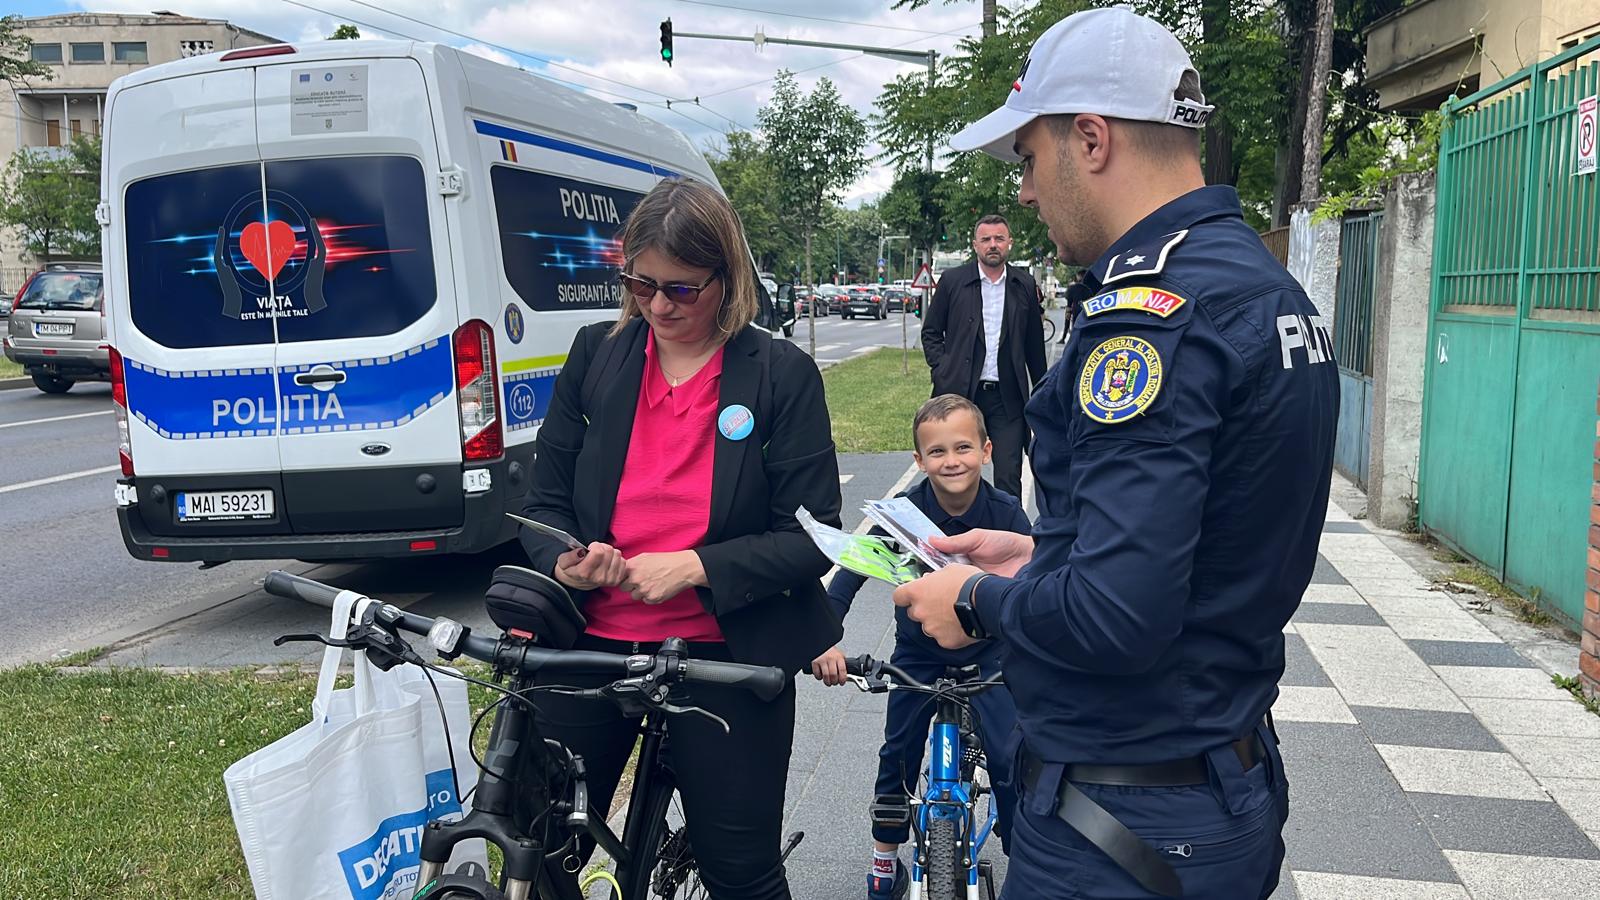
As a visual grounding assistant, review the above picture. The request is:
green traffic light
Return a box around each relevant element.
[662,49,672,60]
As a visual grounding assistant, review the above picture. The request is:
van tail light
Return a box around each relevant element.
[221,45,296,61]
[108,346,133,476]
[452,319,503,462]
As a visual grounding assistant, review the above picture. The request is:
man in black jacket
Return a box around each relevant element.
[920,214,1048,498]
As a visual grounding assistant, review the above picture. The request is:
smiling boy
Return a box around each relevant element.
[811,394,1027,899]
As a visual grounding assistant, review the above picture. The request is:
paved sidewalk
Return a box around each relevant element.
[778,463,1600,899]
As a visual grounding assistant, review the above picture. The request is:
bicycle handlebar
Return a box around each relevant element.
[263,570,789,702]
[843,654,1002,697]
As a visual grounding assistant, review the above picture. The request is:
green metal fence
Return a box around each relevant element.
[1420,36,1600,628]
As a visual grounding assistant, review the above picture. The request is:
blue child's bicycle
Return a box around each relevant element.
[846,655,1002,900]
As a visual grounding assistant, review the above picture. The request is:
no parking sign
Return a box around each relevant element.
[1577,95,1597,175]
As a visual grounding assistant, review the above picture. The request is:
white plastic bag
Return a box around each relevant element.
[225,592,487,900]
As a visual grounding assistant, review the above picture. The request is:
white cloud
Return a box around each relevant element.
[63,0,994,204]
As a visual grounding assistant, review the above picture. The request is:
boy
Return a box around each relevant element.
[811,394,1026,900]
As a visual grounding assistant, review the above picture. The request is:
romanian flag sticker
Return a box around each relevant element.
[1082,287,1189,319]
[499,140,518,162]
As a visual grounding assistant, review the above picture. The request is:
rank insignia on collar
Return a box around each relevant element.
[1082,287,1189,319]
[1078,336,1163,424]
[1101,230,1189,285]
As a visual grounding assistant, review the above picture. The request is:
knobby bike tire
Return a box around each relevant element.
[1042,316,1057,343]
[923,816,962,900]
[626,774,706,900]
[414,873,510,900]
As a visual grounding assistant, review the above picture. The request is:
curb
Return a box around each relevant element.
[0,376,31,390]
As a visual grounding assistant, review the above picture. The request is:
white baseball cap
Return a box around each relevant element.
[949,6,1214,162]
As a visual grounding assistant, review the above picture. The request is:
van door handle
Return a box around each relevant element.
[294,370,347,386]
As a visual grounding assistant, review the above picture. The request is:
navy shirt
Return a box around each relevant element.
[831,477,1032,665]
[973,186,1339,764]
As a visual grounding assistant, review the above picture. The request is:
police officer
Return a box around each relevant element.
[892,8,1339,900]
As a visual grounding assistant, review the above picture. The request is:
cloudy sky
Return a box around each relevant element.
[16,0,991,204]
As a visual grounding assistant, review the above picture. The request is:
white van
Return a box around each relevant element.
[104,39,765,563]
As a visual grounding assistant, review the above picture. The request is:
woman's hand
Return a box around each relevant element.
[554,542,626,591]
[810,647,848,686]
[623,551,708,605]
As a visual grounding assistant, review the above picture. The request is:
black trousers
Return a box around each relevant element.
[976,383,1026,501]
[530,634,797,900]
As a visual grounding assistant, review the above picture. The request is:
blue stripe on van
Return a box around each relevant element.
[474,120,680,179]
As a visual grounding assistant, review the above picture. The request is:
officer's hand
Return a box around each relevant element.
[893,564,980,650]
[928,530,1034,578]
[554,542,626,591]
[810,646,848,686]
[622,550,707,605]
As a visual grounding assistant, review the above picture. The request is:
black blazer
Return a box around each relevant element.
[519,318,844,674]
[920,260,1047,408]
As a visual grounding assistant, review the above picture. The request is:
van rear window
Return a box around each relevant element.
[124,156,436,349]
[490,166,643,312]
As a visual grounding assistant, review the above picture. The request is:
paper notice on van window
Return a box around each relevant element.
[291,66,369,135]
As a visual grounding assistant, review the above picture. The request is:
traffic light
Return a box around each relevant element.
[660,19,674,66]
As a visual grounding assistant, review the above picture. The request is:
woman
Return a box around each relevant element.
[517,178,843,900]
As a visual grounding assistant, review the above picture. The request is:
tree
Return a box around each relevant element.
[704,130,796,274]
[756,71,867,355]
[329,24,361,40]
[1,14,51,89]
[0,136,102,262]
[878,169,946,272]
[1300,0,1336,202]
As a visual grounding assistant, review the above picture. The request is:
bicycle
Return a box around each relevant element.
[845,655,1002,900]
[1041,312,1056,344]
[264,569,804,900]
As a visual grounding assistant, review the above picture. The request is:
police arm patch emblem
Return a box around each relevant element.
[1078,336,1163,424]
[1082,287,1189,319]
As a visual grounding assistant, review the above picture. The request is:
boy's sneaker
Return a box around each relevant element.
[867,859,909,900]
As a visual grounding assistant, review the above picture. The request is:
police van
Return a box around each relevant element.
[103,40,755,563]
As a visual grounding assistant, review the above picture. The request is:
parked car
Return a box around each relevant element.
[4,262,108,393]
[843,285,888,320]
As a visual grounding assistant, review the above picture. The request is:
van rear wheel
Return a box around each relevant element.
[32,373,74,394]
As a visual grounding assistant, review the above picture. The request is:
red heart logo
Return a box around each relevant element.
[239,220,298,282]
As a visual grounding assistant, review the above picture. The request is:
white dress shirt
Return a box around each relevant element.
[979,266,1006,383]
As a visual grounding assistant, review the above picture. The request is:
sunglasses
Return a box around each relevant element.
[619,271,721,305]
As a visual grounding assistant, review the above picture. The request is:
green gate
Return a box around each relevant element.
[1421,37,1600,628]
[1333,211,1382,489]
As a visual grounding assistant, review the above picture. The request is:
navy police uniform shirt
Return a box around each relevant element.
[830,477,1031,666]
[972,185,1339,765]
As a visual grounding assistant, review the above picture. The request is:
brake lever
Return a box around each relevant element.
[272,626,416,671]
[659,700,731,734]
[846,674,890,694]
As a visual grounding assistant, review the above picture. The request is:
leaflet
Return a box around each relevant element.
[796,506,922,586]
[861,496,969,571]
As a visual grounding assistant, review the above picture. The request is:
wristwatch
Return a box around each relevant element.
[954,573,992,641]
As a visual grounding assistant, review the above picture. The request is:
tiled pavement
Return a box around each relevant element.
[773,460,1600,900]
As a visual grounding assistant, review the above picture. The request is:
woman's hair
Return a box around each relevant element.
[612,177,759,339]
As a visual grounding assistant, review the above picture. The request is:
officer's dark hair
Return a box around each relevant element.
[974,214,1010,236]
[913,394,989,453]
[1047,70,1204,163]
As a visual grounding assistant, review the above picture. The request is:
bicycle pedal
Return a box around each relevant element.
[869,795,911,826]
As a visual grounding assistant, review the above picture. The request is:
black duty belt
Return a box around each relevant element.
[1019,731,1268,899]
[978,380,1001,390]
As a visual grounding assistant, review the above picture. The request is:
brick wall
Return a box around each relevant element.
[1585,385,1600,701]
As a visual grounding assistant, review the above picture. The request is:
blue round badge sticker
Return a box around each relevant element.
[718,404,755,441]
[504,303,526,345]
[1078,336,1163,424]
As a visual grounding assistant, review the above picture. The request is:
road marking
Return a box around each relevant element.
[839,474,854,484]
[816,343,843,353]
[0,410,112,430]
[0,464,120,494]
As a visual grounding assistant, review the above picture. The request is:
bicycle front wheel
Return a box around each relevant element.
[627,775,709,900]
[922,816,962,900]
[1042,316,1057,343]
[414,873,509,900]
